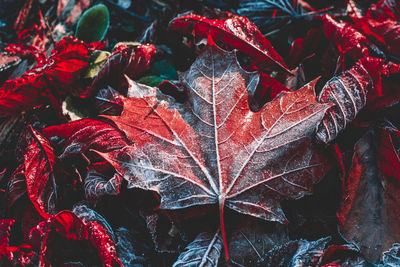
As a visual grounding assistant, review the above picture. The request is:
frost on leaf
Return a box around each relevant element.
[100,44,331,220]
[173,231,223,267]
[98,44,332,254]
[316,57,399,144]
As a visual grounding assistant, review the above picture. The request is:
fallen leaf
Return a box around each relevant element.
[353,17,400,57]
[261,237,331,266]
[322,14,370,60]
[316,57,399,143]
[169,12,291,73]
[0,37,104,118]
[90,43,157,94]
[173,231,223,267]
[42,118,129,159]
[337,127,400,263]
[98,44,332,258]
[24,126,57,219]
[30,210,122,267]
[84,165,123,201]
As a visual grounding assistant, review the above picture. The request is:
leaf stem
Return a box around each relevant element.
[218,195,230,262]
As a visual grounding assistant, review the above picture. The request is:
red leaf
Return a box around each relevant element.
[90,44,157,94]
[42,118,129,159]
[31,210,122,267]
[366,0,400,22]
[287,28,322,69]
[322,14,370,60]
[57,0,91,25]
[46,37,105,95]
[316,57,398,143]
[337,127,400,263]
[250,72,291,111]
[353,17,400,58]
[0,37,104,117]
[98,44,332,259]
[169,12,291,74]
[5,164,27,208]
[0,219,14,258]
[24,126,57,219]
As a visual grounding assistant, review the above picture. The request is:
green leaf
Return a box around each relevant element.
[76,4,110,43]
[151,59,178,80]
[137,75,166,87]
[83,50,110,79]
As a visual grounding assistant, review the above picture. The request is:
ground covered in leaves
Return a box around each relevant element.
[1,0,400,266]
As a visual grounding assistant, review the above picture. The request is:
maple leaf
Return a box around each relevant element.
[169,12,291,74]
[97,44,332,259]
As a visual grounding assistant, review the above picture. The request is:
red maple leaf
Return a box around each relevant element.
[97,44,332,259]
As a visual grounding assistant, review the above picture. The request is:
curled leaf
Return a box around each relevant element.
[90,43,157,93]
[31,210,122,267]
[84,167,123,201]
[316,57,397,143]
